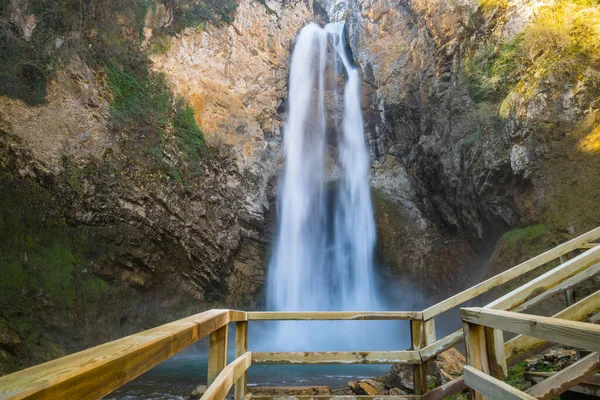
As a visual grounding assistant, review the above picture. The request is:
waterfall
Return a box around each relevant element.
[265,22,384,349]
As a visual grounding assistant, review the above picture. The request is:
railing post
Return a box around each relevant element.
[485,327,507,380]
[234,321,248,400]
[208,324,229,386]
[463,322,490,400]
[411,319,427,395]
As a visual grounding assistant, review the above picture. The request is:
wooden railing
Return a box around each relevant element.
[1,227,600,400]
[462,308,600,400]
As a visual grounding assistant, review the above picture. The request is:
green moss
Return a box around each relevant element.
[174,97,205,162]
[506,362,529,390]
[501,225,549,245]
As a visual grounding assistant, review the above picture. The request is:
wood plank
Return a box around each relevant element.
[505,290,600,365]
[411,320,427,395]
[0,310,245,400]
[422,226,600,320]
[526,352,600,399]
[525,372,600,397]
[511,262,600,313]
[235,322,249,400]
[250,397,421,400]
[485,328,507,380]
[463,366,537,400]
[419,329,463,362]
[485,246,600,311]
[462,308,600,352]
[246,311,421,320]
[463,322,489,400]
[201,352,252,400]
[251,351,421,365]
[579,243,599,249]
[208,324,229,386]
[422,376,466,400]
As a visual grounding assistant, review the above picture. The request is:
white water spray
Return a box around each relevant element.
[265,22,383,349]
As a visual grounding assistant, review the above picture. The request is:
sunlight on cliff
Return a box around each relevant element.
[579,124,600,153]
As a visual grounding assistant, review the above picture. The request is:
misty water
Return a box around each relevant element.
[107,22,426,400]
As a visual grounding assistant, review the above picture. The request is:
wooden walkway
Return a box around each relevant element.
[1,227,600,400]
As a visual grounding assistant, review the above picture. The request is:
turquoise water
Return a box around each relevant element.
[104,353,391,399]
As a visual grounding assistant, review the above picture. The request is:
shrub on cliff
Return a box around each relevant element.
[466,0,600,105]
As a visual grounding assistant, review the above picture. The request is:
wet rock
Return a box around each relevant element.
[191,384,207,398]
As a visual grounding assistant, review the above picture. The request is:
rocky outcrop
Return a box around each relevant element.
[348,0,600,292]
[0,0,322,374]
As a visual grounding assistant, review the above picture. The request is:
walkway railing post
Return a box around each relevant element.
[485,327,507,380]
[463,321,490,400]
[208,324,229,386]
[234,321,248,400]
[411,319,427,395]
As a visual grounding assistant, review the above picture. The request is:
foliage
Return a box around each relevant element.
[0,0,239,104]
[501,224,548,245]
[173,97,205,162]
[466,0,600,104]
[506,362,529,390]
[0,173,116,340]
[465,37,524,103]
[160,0,239,31]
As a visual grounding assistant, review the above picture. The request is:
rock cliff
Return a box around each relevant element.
[348,0,600,294]
[0,0,322,374]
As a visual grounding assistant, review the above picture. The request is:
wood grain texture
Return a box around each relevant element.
[0,309,246,400]
[251,351,421,365]
[208,325,229,386]
[526,352,600,400]
[485,246,600,311]
[421,377,466,400]
[411,320,427,395]
[234,322,248,400]
[525,372,600,397]
[464,366,536,400]
[505,290,600,365]
[419,329,463,362]
[463,323,489,400]
[250,396,422,400]
[511,262,600,313]
[485,328,507,380]
[462,308,600,352]
[247,311,421,320]
[201,352,252,400]
[422,226,600,320]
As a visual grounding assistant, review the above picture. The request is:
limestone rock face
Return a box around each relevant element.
[348,0,600,292]
[0,0,321,373]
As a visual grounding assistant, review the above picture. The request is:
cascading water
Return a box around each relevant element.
[265,22,386,349]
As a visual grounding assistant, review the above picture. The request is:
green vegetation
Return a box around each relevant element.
[501,225,548,245]
[0,173,117,345]
[506,362,529,390]
[0,0,239,104]
[174,98,205,163]
[466,0,600,105]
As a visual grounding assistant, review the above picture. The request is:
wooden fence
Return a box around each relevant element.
[0,227,600,400]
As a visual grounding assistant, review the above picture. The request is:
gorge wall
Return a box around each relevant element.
[348,0,600,295]
[0,0,323,374]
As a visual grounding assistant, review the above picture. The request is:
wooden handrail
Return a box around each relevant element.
[0,309,246,400]
[462,308,600,351]
[201,352,252,400]
[247,311,421,320]
[422,226,600,320]
[251,351,421,365]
